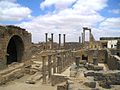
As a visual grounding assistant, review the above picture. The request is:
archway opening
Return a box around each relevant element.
[7,35,24,65]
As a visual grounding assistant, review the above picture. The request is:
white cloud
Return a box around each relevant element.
[19,0,108,43]
[109,9,120,14]
[40,0,77,10]
[97,17,120,38]
[0,0,32,21]
[19,0,119,43]
[99,17,120,29]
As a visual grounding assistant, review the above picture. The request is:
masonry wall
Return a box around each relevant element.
[107,55,120,70]
[0,25,32,70]
[88,49,107,63]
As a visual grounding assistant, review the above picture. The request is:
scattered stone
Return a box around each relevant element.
[80,60,87,65]
[26,80,35,84]
[99,81,111,89]
[84,71,95,77]
[84,81,96,88]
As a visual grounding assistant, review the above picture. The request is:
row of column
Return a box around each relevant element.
[42,50,73,84]
[45,33,66,50]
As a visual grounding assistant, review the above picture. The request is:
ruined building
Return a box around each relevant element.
[0,25,120,90]
[0,25,32,69]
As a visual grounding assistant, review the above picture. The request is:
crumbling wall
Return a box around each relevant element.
[0,25,32,69]
[51,74,69,86]
[107,55,120,70]
[88,49,106,63]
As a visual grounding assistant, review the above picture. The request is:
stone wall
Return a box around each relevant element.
[0,25,32,70]
[88,49,107,63]
[107,55,120,70]
[51,74,69,86]
[74,49,107,63]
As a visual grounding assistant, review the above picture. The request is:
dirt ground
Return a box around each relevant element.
[0,74,57,90]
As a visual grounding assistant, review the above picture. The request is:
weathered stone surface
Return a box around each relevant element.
[26,72,42,84]
[0,63,25,85]
[85,64,103,71]
[84,71,95,77]
[0,25,32,70]
[51,74,69,86]
[84,81,96,88]
[80,60,87,65]
[99,81,111,89]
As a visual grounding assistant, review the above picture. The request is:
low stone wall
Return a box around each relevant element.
[51,74,69,86]
[84,70,120,89]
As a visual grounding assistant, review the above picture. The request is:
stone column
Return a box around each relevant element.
[63,34,66,49]
[59,34,61,49]
[89,29,91,42]
[48,55,52,79]
[82,33,84,44]
[45,33,48,50]
[83,29,85,43]
[42,55,46,84]
[75,56,80,68]
[53,54,56,73]
[51,33,53,49]
[79,36,81,43]
[57,55,61,73]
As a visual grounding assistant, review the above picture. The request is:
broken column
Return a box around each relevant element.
[63,34,66,49]
[75,56,80,68]
[57,54,61,73]
[59,34,61,49]
[51,33,53,49]
[48,54,52,79]
[79,36,81,43]
[42,55,47,84]
[45,33,48,50]
[53,54,56,73]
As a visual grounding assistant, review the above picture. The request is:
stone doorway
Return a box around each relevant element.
[7,35,24,64]
[82,55,88,61]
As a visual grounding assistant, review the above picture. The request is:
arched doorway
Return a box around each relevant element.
[7,35,24,64]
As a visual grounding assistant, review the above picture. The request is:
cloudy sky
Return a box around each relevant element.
[0,0,120,43]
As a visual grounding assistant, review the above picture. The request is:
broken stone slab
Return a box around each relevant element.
[0,63,24,75]
[93,66,103,71]
[26,80,35,84]
[26,72,42,84]
[0,68,24,85]
[84,71,95,77]
[84,81,96,88]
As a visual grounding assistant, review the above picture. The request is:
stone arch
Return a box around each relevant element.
[6,35,24,64]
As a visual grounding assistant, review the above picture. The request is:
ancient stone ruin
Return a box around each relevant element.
[0,25,120,90]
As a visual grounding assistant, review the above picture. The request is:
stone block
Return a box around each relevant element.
[93,66,103,71]
[99,81,111,89]
[84,71,95,77]
[84,81,96,88]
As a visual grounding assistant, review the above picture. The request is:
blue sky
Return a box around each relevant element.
[0,0,120,42]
